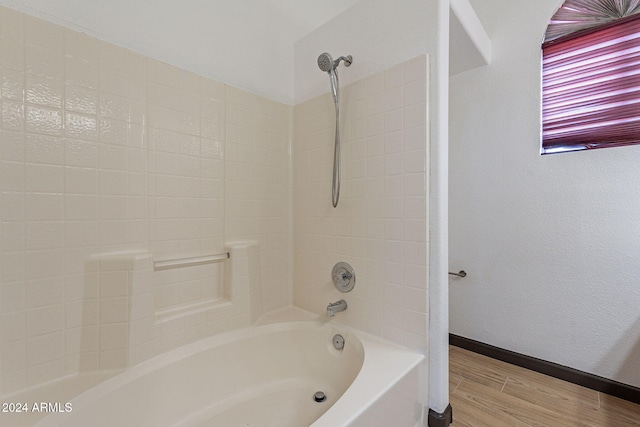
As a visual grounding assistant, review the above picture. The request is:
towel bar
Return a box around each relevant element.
[154,252,230,271]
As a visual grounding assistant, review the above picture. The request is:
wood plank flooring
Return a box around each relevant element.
[450,345,640,426]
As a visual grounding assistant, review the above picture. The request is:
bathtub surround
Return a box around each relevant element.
[293,55,429,352]
[0,7,291,395]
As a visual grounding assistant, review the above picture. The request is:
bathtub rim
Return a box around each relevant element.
[311,324,425,426]
[34,309,425,427]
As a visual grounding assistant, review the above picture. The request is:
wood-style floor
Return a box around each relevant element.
[449,345,640,426]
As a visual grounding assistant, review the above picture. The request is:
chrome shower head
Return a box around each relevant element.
[318,52,334,72]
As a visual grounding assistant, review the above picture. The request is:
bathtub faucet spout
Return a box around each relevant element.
[327,300,347,317]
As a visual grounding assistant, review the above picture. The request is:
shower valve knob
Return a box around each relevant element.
[332,262,355,293]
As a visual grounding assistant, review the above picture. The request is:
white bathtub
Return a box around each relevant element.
[25,309,424,427]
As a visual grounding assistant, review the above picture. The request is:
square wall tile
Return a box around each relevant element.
[25,15,63,51]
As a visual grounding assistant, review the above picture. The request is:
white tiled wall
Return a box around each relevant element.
[0,6,291,395]
[293,55,429,352]
[225,87,292,314]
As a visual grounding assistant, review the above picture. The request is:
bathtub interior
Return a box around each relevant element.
[30,315,364,427]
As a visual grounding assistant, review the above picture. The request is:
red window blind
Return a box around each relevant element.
[542,13,640,154]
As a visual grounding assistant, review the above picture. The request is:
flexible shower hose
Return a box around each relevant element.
[331,70,341,208]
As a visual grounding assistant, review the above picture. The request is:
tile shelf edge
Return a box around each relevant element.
[153,252,230,271]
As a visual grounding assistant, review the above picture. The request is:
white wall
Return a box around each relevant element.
[450,0,640,388]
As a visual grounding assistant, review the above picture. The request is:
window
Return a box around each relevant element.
[542,1,640,154]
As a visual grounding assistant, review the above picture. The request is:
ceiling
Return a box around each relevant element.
[0,0,362,104]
